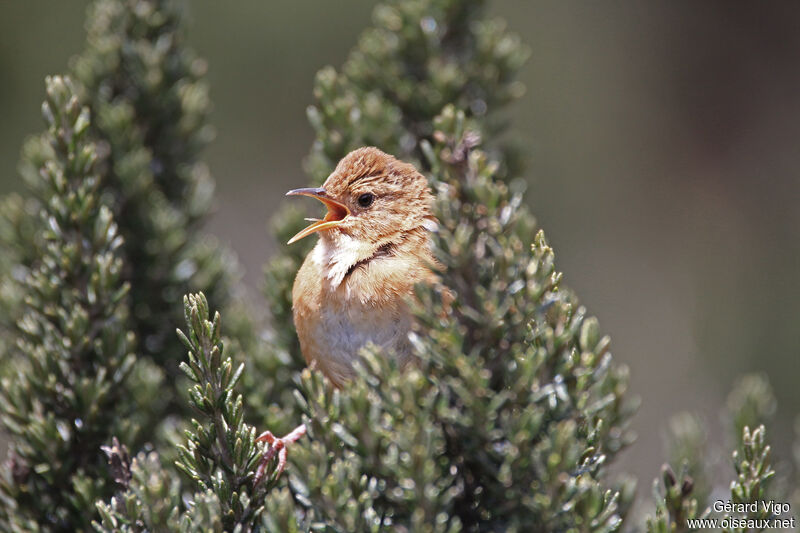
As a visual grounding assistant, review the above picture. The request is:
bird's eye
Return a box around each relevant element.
[357,193,374,208]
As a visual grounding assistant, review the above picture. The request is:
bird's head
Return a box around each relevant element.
[286,147,434,247]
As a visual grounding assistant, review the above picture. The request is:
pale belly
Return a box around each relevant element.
[292,235,429,386]
[300,299,412,386]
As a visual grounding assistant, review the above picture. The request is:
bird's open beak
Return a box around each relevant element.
[285,187,350,244]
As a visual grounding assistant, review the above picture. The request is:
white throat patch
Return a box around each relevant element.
[311,233,369,287]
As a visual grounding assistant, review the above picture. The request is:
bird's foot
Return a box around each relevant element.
[253,423,306,487]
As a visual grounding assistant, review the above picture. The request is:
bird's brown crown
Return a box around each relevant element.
[325,147,432,241]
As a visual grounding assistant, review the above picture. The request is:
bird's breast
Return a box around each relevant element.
[292,241,423,385]
[296,292,412,386]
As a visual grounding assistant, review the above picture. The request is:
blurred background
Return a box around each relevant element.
[2,1,798,498]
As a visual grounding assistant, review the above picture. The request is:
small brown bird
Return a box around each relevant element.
[286,147,436,386]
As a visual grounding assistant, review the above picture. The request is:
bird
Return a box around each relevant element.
[285,146,436,386]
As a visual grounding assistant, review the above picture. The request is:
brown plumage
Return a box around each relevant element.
[286,147,436,386]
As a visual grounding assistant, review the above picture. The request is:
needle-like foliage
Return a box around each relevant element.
[646,423,777,533]
[95,293,286,532]
[65,0,238,432]
[0,1,252,530]
[646,375,781,533]
[0,76,138,532]
[175,293,268,528]
[646,464,704,533]
[1,0,239,442]
[70,0,236,377]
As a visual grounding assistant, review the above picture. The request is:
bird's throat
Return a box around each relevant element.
[311,233,379,287]
[313,225,431,291]
[343,242,396,280]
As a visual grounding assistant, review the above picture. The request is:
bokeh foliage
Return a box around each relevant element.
[70,0,237,390]
[0,0,248,530]
[0,75,139,532]
[646,376,783,533]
